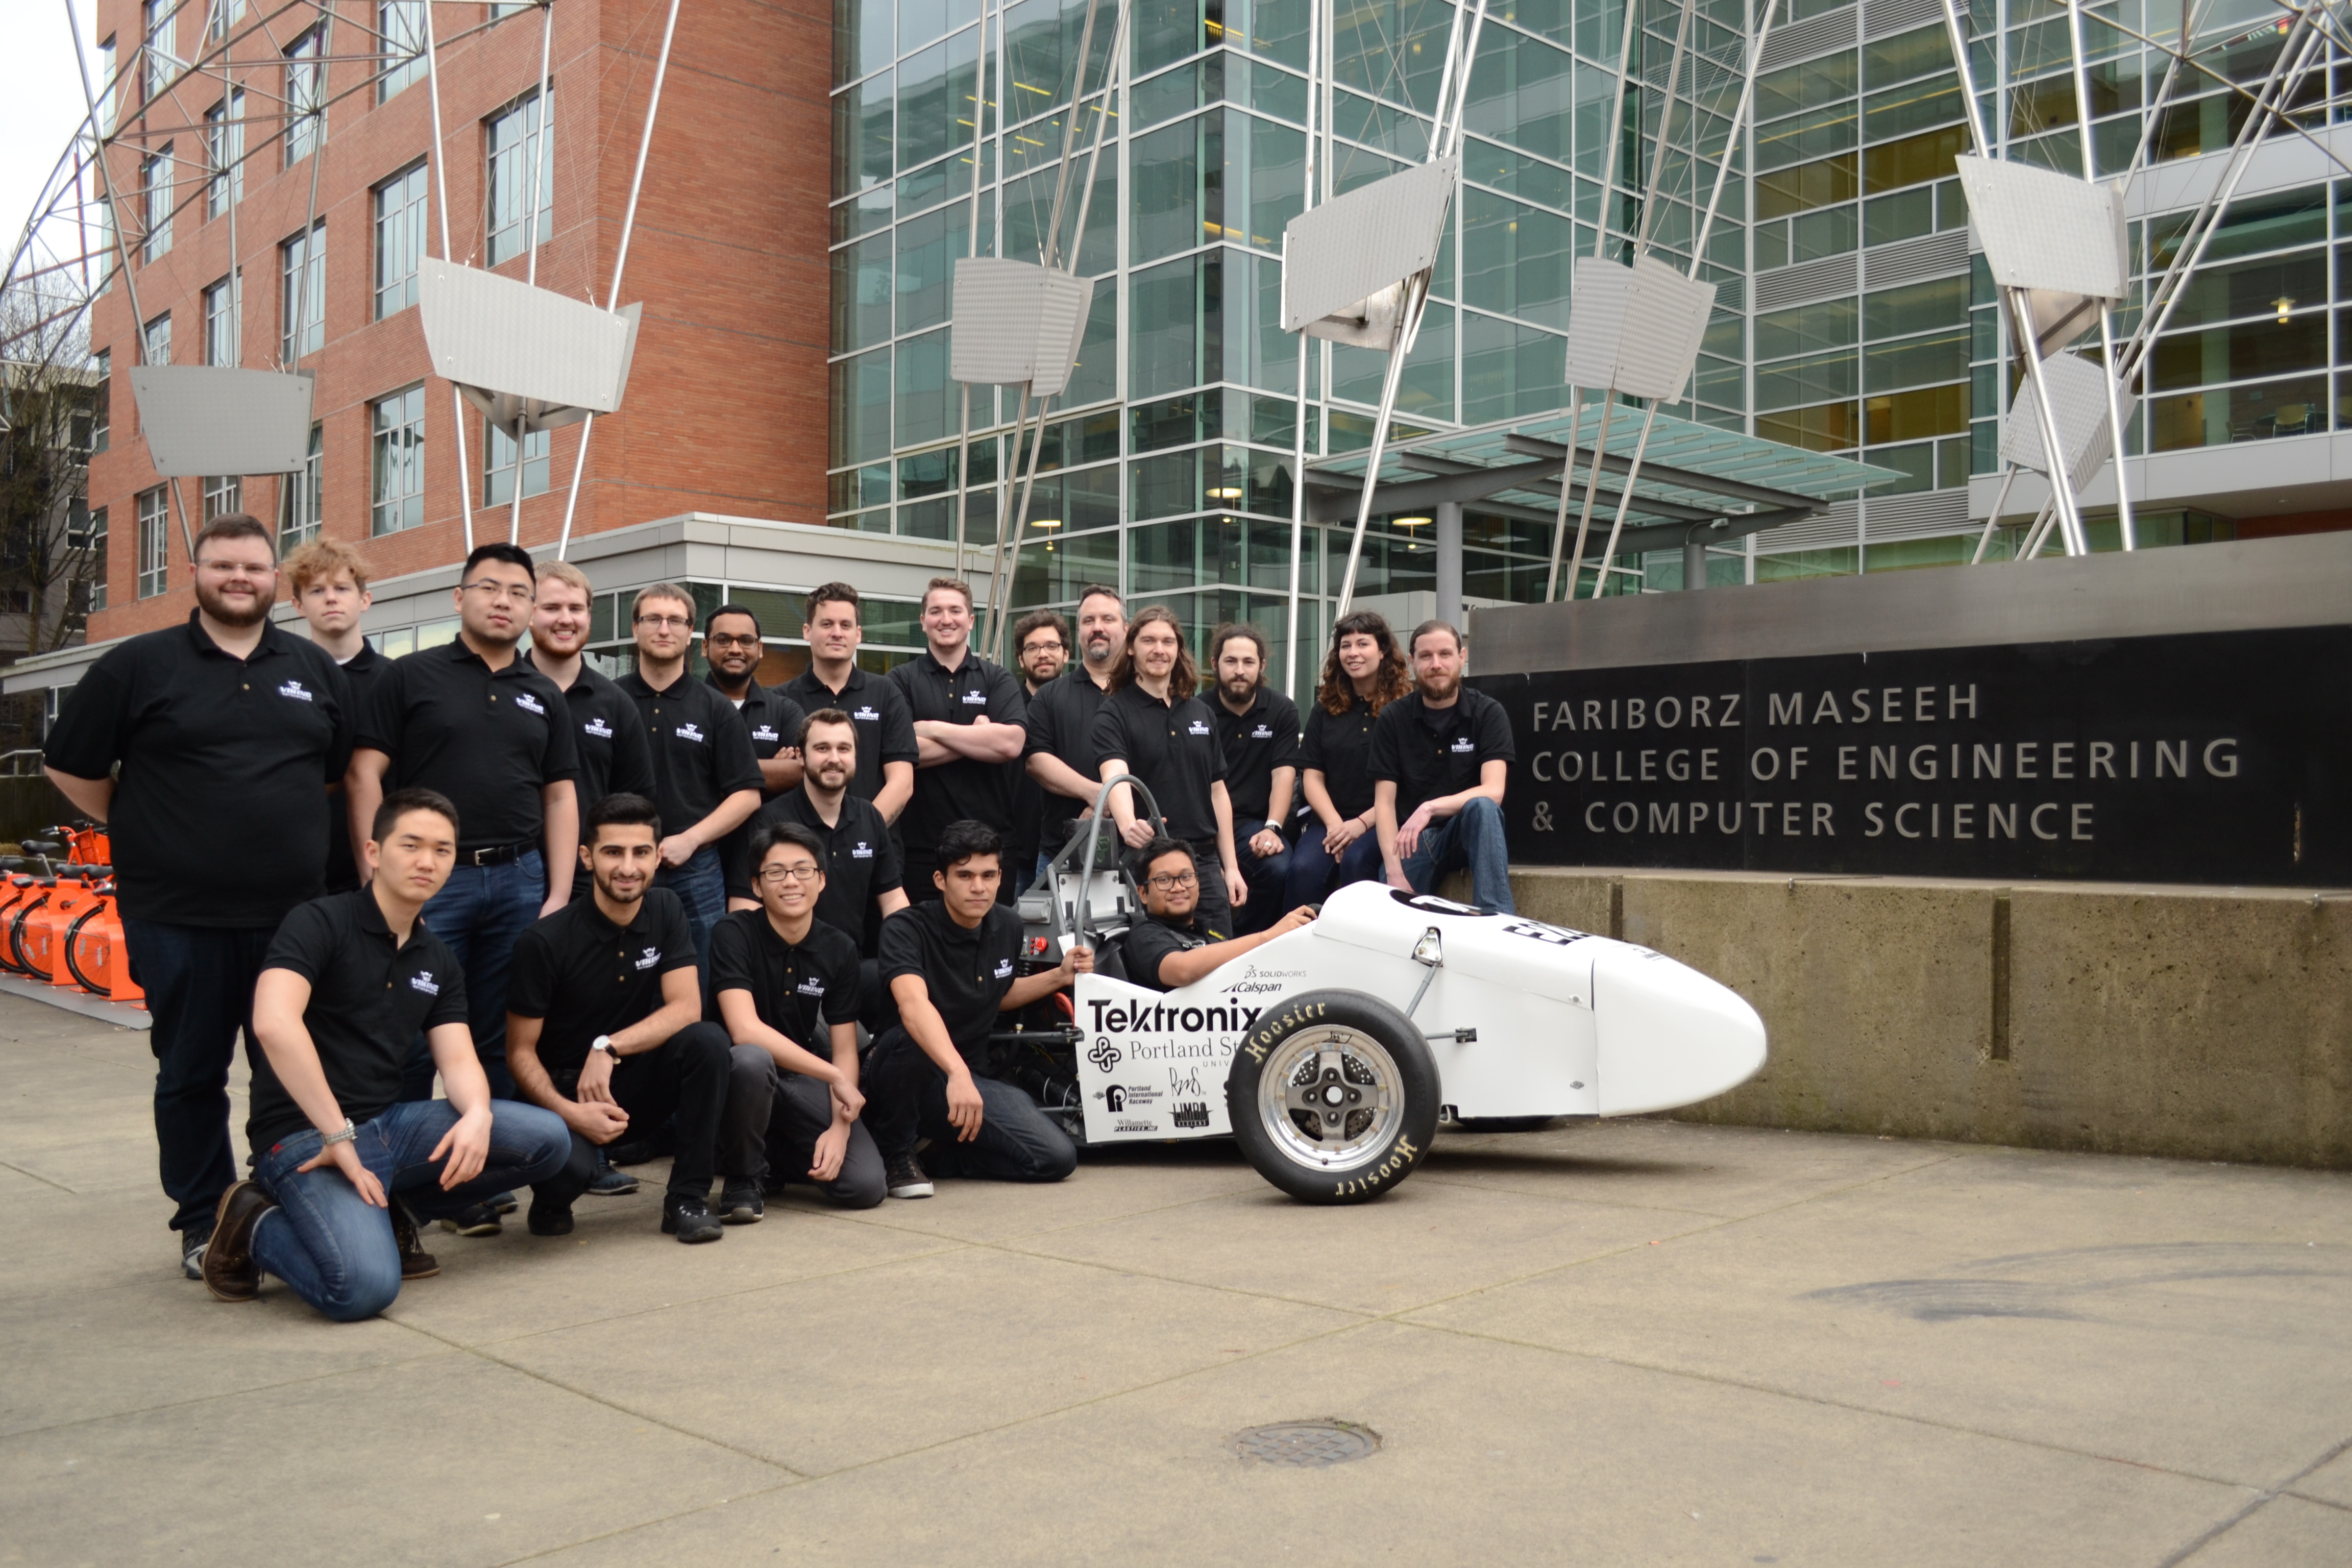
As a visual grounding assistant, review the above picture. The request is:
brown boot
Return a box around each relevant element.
[391,1199,439,1280]
[202,1181,277,1303]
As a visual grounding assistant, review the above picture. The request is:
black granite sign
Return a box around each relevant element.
[1471,626,2352,885]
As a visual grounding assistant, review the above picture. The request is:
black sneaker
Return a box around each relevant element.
[180,1223,213,1280]
[588,1151,639,1196]
[885,1150,934,1199]
[438,1202,502,1238]
[717,1181,764,1224]
[661,1193,724,1243]
[526,1199,575,1237]
[485,1190,519,1216]
[391,1200,440,1280]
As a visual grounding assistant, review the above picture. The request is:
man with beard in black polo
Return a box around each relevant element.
[780,582,917,824]
[527,559,655,828]
[703,601,805,912]
[45,513,354,1280]
[888,578,1026,902]
[1207,622,1300,935]
[503,793,732,1243]
[1020,585,1124,884]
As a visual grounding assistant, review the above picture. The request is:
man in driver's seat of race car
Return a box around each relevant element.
[1123,839,1315,994]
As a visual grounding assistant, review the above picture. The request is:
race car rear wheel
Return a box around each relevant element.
[1227,990,1439,1205]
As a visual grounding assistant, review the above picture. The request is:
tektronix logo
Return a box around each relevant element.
[633,946,661,970]
[408,971,440,996]
[276,680,313,702]
[676,723,705,743]
[516,693,547,716]
[583,718,614,739]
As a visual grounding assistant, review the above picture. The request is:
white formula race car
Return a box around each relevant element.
[1000,779,1767,1204]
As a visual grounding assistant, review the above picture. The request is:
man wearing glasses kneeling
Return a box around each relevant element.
[1123,838,1316,994]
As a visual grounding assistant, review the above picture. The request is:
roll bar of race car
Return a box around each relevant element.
[1063,771,1166,960]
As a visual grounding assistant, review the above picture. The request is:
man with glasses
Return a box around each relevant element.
[348,542,580,1235]
[1122,839,1316,994]
[45,513,356,1280]
[702,603,804,912]
[780,582,916,824]
[1006,609,1068,889]
[889,578,1027,903]
[617,583,762,971]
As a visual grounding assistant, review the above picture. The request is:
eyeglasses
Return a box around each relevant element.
[461,579,535,603]
[706,632,764,649]
[757,864,823,885]
[635,614,693,630]
[1146,870,1198,891]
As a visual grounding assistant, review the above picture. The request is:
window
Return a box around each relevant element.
[142,146,173,262]
[202,476,242,519]
[379,1,427,101]
[281,224,325,360]
[372,385,426,533]
[374,163,427,318]
[208,0,250,40]
[144,0,178,102]
[286,30,324,166]
[86,507,108,613]
[483,421,550,506]
[137,487,168,598]
[203,273,240,365]
[281,423,324,546]
[484,92,553,266]
[143,312,170,366]
[205,92,244,217]
[97,38,117,133]
[90,351,109,454]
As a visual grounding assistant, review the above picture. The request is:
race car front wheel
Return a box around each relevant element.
[1227,989,1440,1205]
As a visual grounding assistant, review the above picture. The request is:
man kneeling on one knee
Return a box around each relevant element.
[203,789,571,1318]
[504,793,735,1243]
[712,822,880,1212]
[864,820,1091,1197]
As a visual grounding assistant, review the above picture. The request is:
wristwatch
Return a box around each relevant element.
[590,1035,618,1060]
[320,1118,357,1147]
[1264,819,1284,834]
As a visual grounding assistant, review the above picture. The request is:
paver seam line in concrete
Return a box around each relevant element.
[0,1345,462,1440]
[0,1156,80,1194]
[2156,1431,2352,1567]
[2277,1488,2352,1515]
[484,1480,816,1568]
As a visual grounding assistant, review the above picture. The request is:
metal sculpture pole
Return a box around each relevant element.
[951,0,993,584]
[419,0,478,551]
[2066,0,2134,550]
[510,0,554,545]
[1283,0,1318,696]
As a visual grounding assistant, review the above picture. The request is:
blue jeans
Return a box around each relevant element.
[121,919,279,1236]
[1400,795,1515,913]
[413,848,545,1098]
[657,844,726,979]
[1284,819,1386,911]
[249,1098,570,1321]
[1236,838,1294,934]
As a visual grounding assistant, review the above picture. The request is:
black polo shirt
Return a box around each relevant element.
[877,899,1022,1070]
[249,890,467,1152]
[1123,909,1218,992]
[1368,687,1517,820]
[1213,686,1302,827]
[1300,695,1380,820]
[781,664,918,805]
[616,667,763,843]
[45,613,353,926]
[887,648,1027,854]
[712,677,807,888]
[1020,666,1114,844]
[1089,682,1225,844]
[707,908,862,1060]
[505,887,697,1073]
[323,642,393,893]
[551,659,655,818]
[740,787,903,943]
[358,639,579,853]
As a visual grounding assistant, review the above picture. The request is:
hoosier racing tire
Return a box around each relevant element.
[1227,989,1440,1205]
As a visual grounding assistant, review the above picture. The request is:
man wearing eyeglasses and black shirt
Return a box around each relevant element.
[528,559,656,829]
[1123,840,1316,994]
[712,822,879,1213]
[888,578,1027,904]
[616,583,764,972]
[704,602,806,912]
[1207,622,1300,936]
[780,582,918,823]
[863,820,1090,1197]
[346,542,580,1111]
[503,793,733,1243]
[1090,607,1244,939]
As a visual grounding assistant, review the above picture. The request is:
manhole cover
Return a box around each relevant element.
[1232,1420,1381,1466]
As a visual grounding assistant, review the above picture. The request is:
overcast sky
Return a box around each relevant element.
[2,1,100,275]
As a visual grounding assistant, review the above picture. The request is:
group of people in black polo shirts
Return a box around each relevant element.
[43,512,1517,1324]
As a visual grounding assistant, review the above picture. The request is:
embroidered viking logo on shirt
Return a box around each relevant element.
[277,679,313,702]
[584,717,614,739]
[409,971,440,995]
[515,693,547,716]
[634,946,661,970]
[676,722,705,743]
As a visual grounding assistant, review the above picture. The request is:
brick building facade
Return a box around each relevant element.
[85,0,829,639]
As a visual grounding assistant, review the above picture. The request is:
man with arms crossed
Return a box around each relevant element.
[503,793,733,1242]
[617,583,763,969]
[1122,839,1316,993]
[1371,620,1517,914]
[528,559,656,826]
[46,513,354,1279]
[200,789,571,1318]
[780,582,917,824]
[1208,623,1300,934]
[1021,585,1124,883]
[284,538,386,894]
[863,821,1090,1197]
[712,823,879,1213]
[888,579,1026,901]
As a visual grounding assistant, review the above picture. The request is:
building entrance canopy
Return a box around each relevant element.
[1305,405,1902,561]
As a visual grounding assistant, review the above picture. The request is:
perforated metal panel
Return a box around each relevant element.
[949,257,1094,395]
[1281,156,1458,339]
[418,260,637,413]
[1955,155,2126,301]
[2001,351,2138,491]
[127,366,315,476]
[1562,254,1718,402]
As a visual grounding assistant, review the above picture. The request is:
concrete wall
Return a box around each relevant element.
[1489,867,2352,1169]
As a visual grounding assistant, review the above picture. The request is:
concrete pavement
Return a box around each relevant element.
[1,991,2347,1566]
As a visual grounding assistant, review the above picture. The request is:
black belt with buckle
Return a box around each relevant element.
[465,841,532,866]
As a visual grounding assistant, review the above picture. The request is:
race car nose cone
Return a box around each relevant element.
[1590,945,1767,1115]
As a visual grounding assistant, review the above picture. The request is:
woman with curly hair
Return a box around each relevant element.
[1283,610,1412,910]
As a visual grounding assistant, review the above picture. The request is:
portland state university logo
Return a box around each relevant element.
[1087,1037,1122,1071]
